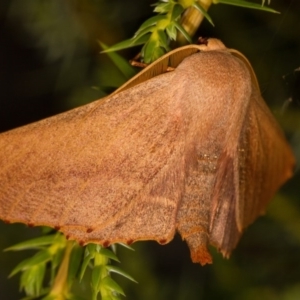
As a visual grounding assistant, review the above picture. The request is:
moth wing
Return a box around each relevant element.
[0,70,186,246]
[237,87,295,228]
[209,83,295,257]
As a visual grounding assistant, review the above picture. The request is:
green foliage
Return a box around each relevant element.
[214,0,276,11]
[103,0,277,63]
[98,42,136,80]
[80,244,136,300]
[6,232,135,300]
[7,233,66,298]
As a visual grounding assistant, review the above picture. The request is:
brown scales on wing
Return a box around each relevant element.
[0,39,294,265]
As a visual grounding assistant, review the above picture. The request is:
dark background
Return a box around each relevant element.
[0,1,299,299]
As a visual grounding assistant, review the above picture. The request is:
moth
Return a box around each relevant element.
[0,39,295,265]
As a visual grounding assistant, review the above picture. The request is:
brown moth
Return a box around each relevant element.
[0,39,295,265]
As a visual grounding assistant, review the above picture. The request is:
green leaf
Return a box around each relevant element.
[92,265,106,291]
[106,265,137,283]
[23,294,48,300]
[142,39,166,64]
[136,15,166,34]
[79,244,97,281]
[20,264,46,297]
[153,47,166,62]
[41,226,54,234]
[154,1,173,13]
[101,276,125,296]
[9,250,52,277]
[78,253,91,281]
[141,40,153,61]
[193,2,214,26]
[102,34,150,53]
[117,243,135,251]
[49,246,64,285]
[86,243,97,255]
[65,295,86,300]
[174,21,192,43]
[51,246,64,269]
[101,296,120,300]
[214,0,279,13]
[5,234,58,251]
[67,244,84,285]
[110,244,117,253]
[157,30,169,50]
[166,23,177,40]
[99,42,136,80]
[133,25,155,41]
[99,248,120,262]
[171,4,184,21]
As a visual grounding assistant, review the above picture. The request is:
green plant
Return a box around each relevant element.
[6,231,136,299]
[104,0,277,63]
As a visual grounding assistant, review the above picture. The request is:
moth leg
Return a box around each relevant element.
[130,60,148,68]
[130,59,175,72]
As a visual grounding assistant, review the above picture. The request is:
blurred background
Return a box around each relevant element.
[0,0,299,299]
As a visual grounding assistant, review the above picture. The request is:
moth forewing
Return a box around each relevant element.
[0,39,295,266]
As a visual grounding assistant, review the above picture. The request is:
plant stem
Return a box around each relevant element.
[49,241,74,299]
[177,0,213,45]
